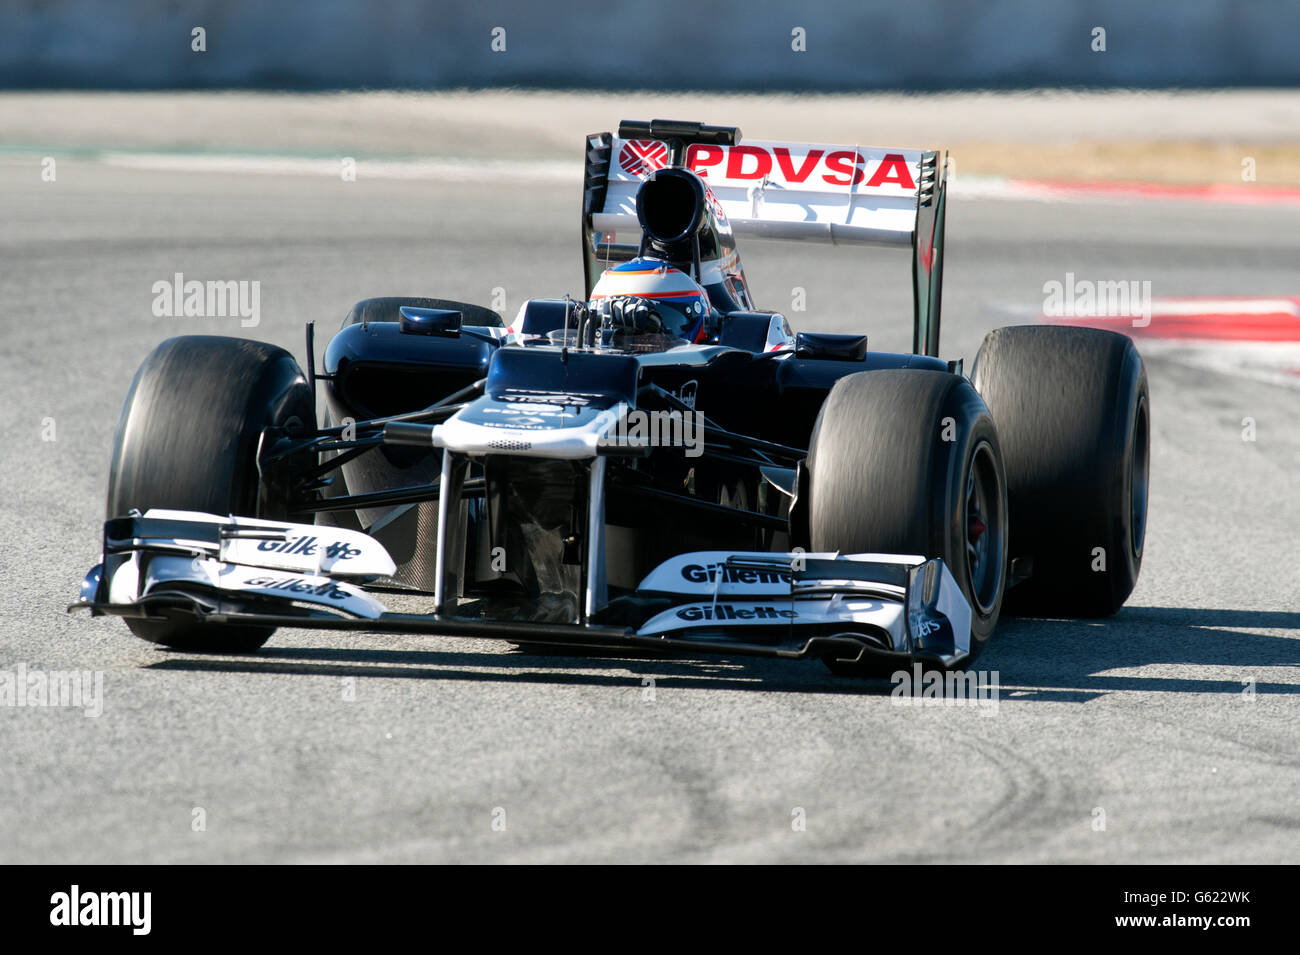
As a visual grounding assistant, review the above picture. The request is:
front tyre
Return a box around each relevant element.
[805,370,1008,672]
[106,336,313,652]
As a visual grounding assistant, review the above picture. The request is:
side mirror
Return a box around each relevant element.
[398,306,462,337]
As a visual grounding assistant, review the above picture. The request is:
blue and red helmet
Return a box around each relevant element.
[589,257,712,342]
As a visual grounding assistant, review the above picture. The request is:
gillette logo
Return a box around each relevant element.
[675,604,798,622]
[243,576,350,600]
[681,563,791,585]
[256,536,361,560]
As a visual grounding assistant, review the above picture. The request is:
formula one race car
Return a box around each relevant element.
[74,119,1150,674]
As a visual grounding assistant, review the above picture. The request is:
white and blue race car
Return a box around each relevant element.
[74,119,1150,675]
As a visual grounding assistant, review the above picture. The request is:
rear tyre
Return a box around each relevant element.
[971,325,1149,617]
[805,370,1008,674]
[106,336,314,652]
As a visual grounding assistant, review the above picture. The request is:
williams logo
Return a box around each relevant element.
[675,604,797,622]
[50,885,151,935]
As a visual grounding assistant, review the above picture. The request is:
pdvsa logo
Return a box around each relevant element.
[687,144,917,190]
[619,140,669,178]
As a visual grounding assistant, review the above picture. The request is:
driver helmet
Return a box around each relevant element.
[589,257,712,343]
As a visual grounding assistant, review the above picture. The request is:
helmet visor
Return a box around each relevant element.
[597,292,706,342]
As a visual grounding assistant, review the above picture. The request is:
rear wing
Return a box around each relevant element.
[581,124,947,356]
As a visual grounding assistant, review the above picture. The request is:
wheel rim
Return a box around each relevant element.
[964,440,1005,616]
[1130,394,1150,557]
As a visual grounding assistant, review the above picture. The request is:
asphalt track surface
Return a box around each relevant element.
[2,142,1298,863]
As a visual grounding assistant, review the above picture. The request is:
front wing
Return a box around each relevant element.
[72,510,975,668]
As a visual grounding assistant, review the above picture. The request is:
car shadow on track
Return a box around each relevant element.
[143,605,1299,700]
[146,642,889,696]
[982,606,1300,702]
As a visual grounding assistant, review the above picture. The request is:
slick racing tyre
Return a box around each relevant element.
[971,325,1149,617]
[106,336,314,652]
[805,370,1008,673]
